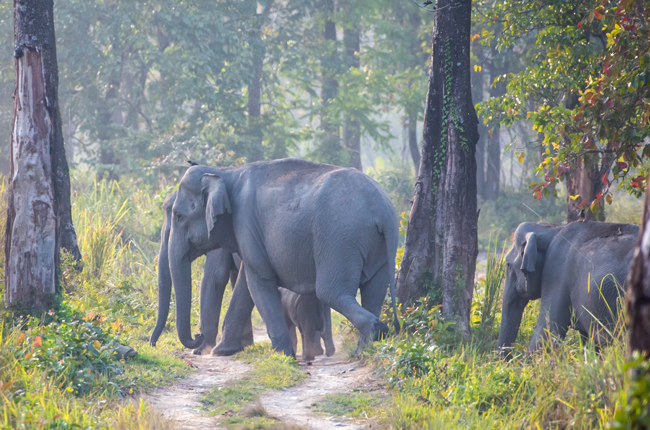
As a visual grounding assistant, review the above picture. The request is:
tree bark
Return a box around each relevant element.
[406,10,423,173]
[343,25,361,170]
[627,181,650,356]
[6,0,80,310]
[484,61,507,201]
[395,0,479,336]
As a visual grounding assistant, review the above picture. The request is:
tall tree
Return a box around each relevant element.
[395,0,479,336]
[5,0,80,310]
[484,59,508,200]
[319,0,342,164]
[343,14,362,170]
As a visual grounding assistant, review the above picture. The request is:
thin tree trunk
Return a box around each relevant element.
[320,0,341,164]
[395,0,479,336]
[485,61,507,201]
[247,0,274,162]
[472,64,486,198]
[6,0,80,310]
[343,24,361,170]
[628,180,650,356]
[407,110,420,172]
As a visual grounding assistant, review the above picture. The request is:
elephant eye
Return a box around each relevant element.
[176,213,182,222]
[191,202,196,210]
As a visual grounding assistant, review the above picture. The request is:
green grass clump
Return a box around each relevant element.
[312,391,383,417]
[201,342,305,428]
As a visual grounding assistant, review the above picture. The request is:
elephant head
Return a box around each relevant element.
[168,167,235,349]
[497,222,559,352]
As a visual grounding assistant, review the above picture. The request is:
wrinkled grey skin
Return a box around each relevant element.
[280,287,336,361]
[498,221,638,354]
[168,158,400,357]
[149,191,253,354]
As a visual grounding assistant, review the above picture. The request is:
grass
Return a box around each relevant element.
[311,391,384,417]
[201,342,306,429]
[366,244,631,430]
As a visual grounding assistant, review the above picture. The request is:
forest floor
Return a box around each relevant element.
[143,327,387,429]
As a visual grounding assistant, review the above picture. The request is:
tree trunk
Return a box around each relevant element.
[5,0,80,310]
[628,181,650,356]
[247,0,274,162]
[320,1,341,165]
[472,64,486,198]
[563,93,608,222]
[484,61,507,201]
[395,0,479,336]
[343,25,361,170]
[407,110,420,172]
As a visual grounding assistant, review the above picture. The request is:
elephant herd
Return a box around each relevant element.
[148,158,640,360]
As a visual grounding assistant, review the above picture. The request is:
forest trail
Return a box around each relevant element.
[143,328,383,429]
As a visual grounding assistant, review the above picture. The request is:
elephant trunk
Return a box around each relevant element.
[497,286,528,355]
[169,233,204,349]
[149,228,172,346]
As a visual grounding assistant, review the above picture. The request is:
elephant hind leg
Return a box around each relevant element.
[315,255,383,354]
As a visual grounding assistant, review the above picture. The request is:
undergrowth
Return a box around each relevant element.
[368,237,632,430]
[0,176,204,428]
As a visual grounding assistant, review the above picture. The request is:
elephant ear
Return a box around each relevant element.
[520,232,538,273]
[201,173,231,237]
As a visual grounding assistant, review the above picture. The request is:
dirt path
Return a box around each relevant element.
[145,329,381,429]
[259,350,380,429]
[141,353,252,429]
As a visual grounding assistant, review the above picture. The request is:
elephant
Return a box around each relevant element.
[280,287,336,361]
[498,221,638,354]
[149,191,254,355]
[166,158,400,357]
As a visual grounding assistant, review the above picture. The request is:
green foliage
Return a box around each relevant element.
[476,0,650,207]
[474,238,505,335]
[610,352,650,430]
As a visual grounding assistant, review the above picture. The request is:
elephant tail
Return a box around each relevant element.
[383,220,400,333]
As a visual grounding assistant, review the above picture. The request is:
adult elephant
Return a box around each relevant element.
[498,221,638,354]
[167,158,400,357]
[149,191,253,355]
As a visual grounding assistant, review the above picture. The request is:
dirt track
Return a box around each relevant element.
[144,330,382,429]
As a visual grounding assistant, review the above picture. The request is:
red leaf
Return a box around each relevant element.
[602,174,610,185]
[617,161,628,169]
[577,22,582,28]
[596,193,603,199]
[607,99,615,108]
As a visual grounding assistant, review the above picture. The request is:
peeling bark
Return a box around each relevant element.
[5,0,80,310]
[395,0,479,337]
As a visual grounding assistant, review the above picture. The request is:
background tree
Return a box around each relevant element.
[395,0,479,336]
[5,0,80,310]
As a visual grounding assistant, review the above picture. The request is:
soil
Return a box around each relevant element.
[144,329,384,429]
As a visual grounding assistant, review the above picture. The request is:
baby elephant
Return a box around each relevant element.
[280,287,336,361]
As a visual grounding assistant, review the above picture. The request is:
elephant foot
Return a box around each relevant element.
[372,320,389,341]
[193,341,216,356]
[314,342,324,357]
[324,340,336,357]
[212,342,244,357]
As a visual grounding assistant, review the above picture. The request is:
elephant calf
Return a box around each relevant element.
[498,221,638,354]
[280,287,336,361]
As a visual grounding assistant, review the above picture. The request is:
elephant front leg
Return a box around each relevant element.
[213,264,255,356]
[529,297,571,353]
[195,251,230,355]
[245,269,295,358]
